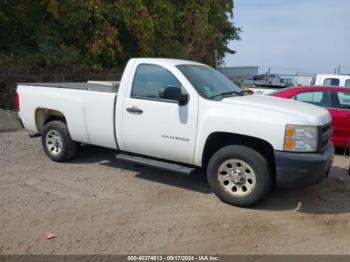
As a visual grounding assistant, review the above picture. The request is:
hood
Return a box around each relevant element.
[222,94,331,126]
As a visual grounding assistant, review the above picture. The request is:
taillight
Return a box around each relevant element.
[15,92,20,112]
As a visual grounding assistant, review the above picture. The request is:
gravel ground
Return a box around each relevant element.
[0,130,350,255]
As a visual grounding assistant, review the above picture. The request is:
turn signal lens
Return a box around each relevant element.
[283,138,295,151]
[285,126,295,138]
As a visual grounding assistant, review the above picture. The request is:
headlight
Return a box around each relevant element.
[284,125,318,152]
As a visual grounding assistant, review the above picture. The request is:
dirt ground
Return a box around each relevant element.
[0,130,350,255]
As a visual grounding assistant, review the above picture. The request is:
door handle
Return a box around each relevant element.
[126,106,143,114]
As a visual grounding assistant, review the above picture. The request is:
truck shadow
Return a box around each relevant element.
[257,166,350,214]
[70,145,211,194]
[71,145,350,214]
[133,170,210,194]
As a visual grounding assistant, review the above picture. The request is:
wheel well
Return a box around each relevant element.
[202,132,276,178]
[35,108,66,134]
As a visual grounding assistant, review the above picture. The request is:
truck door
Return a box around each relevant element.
[120,63,198,165]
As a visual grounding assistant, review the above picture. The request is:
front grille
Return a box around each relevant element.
[319,123,332,152]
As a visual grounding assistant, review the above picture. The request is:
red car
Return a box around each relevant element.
[271,86,350,148]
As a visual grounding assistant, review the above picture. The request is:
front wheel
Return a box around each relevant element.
[207,145,271,207]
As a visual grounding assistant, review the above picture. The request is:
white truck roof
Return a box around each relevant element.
[128,58,204,66]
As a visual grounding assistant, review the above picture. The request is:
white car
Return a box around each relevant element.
[16,58,334,207]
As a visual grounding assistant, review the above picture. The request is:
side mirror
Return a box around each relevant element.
[159,86,189,105]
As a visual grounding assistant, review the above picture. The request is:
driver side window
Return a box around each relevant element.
[131,64,181,100]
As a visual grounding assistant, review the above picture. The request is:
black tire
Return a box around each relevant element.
[207,145,271,207]
[41,120,77,162]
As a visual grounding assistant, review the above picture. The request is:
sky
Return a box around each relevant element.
[224,0,350,75]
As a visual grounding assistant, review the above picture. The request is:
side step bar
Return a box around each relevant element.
[116,153,197,175]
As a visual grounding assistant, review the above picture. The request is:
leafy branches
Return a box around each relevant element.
[0,0,240,71]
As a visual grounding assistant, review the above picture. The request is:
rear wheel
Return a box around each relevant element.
[41,121,77,162]
[207,145,271,207]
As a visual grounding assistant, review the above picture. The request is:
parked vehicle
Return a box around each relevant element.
[245,73,293,95]
[248,87,281,95]
[313,74,350,87]
[271,86,350,148]
[292,73,350,87]
[250,74,293,88]
[16,58,334,207]
[293,73,315,86]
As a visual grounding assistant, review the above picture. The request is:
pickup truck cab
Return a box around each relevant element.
[17,58,334,207]
[314,74,350,87]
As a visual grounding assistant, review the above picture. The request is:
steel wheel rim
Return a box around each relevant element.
[46,130,63,156]
[217,159,256,197]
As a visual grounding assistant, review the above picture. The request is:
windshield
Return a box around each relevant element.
[177,64,243,99]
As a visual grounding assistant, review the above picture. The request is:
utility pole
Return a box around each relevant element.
[337,65,341,75]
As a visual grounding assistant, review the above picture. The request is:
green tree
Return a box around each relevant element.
[0,0,240,70]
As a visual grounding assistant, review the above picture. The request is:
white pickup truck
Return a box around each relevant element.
[17,58,334,207]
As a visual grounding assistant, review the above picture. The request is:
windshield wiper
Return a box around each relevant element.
[210,91,244,99]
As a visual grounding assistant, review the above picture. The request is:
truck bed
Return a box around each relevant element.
[17,81,119,149]
[19,82,120,93]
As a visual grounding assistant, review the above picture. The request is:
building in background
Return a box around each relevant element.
[218,66,259,86]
